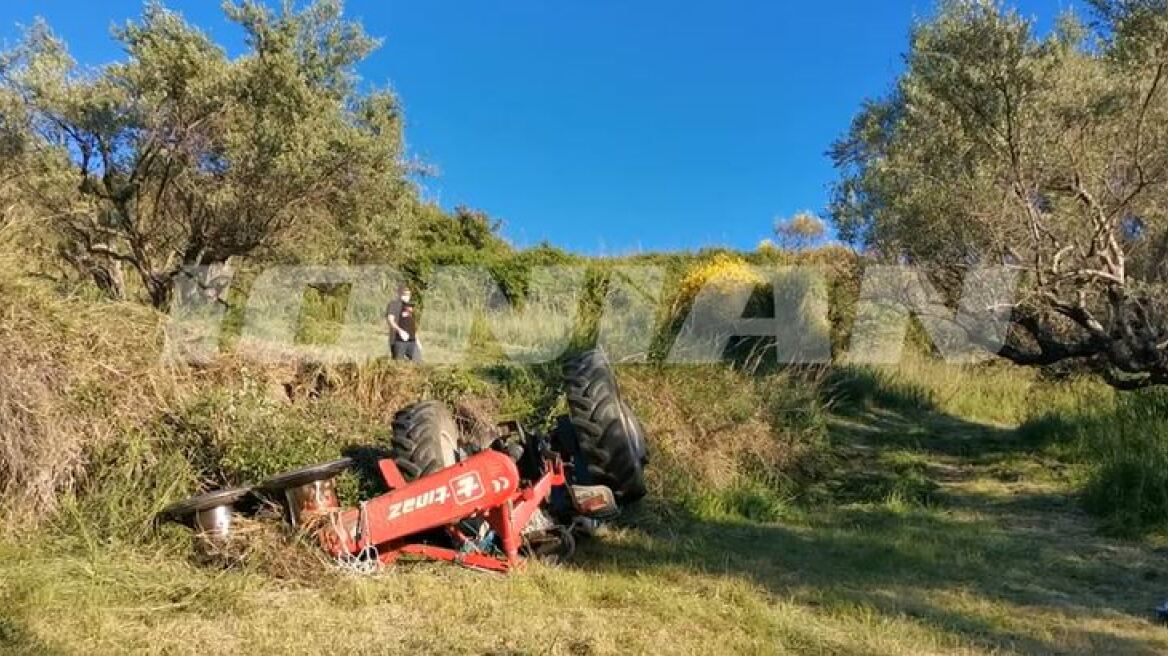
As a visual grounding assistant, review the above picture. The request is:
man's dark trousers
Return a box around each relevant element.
[391,340,421,362]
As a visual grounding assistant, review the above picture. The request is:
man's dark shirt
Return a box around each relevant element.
[386,299,417,342]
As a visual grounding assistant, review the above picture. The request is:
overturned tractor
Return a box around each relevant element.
[160,350,649,572]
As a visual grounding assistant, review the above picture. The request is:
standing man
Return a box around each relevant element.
[386,284,421,362]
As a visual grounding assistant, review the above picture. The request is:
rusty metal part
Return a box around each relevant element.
[282,478,341,527]
[258,458,353,527]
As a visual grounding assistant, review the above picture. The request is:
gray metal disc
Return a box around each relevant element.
[159,486,253,523]
[257,458,354,493]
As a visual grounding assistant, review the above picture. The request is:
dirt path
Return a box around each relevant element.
[811,404,1168,654]
[6,390,1168,655]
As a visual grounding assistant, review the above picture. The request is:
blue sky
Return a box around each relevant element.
[1,1,1080,253]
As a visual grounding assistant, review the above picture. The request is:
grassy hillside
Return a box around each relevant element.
[8,2,1168,651]
[4,259,1168,654]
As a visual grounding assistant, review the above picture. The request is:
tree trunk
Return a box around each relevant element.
[90,262,126,301]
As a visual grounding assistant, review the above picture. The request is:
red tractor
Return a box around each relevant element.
[160,350,649,572]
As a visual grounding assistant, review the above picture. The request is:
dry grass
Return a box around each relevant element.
[0,267,427,534]
[5,248,1168,654]
[6,465,1168,656]
[0,546,961,655]
[622,364,824,495]
[6,351,1168,654]
[0,274,175,530]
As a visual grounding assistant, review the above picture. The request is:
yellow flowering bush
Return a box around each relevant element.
[676,254,766,307]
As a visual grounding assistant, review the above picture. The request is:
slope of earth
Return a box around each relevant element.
[4,369,1167,655]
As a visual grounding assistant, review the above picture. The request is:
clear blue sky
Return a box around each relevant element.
[1,0,1079,253]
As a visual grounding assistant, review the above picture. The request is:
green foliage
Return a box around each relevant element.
[59,428,201,545]
[406,235,575,307]
[0,1,423,306]
[422,367,494,406]
[1082,427,1168,536]
[832,0,1076,257]
[415,205,510,255]
[53,386,391,535]
[830,0,1168,386]
[167,389,381,487]
[478,363,563,423]
[1020,386,1168,536]
[683,480,797,523]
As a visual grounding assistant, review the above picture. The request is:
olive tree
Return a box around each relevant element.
[1,0,413,307]
[774,212,828,251]
[831,0,1168,388]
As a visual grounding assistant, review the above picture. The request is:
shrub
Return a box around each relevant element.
[165,389,383,488]
[619,364,831,521]
[1020,385,1168,536]
[1077,390,1168,536]
[674,254,766,304]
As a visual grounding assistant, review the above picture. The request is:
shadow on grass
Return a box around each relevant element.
[809,393,1030,508]
[822,365,1038,464]
[0,605,65,655]
[574,504,1167,654]
[827,406,1024,463]
[566,365,1168,653]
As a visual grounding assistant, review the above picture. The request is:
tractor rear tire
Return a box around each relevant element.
[389,401,461,481]
[562,349,649,504]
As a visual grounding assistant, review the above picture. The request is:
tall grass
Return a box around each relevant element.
[1,261,831,539]
[827,355,1042,426]
[618,364,831,522]
[0,270,176,532]
[1081,395,1168,535]
[825,356,1168,536]
[12,233,1161,543]
[1020,385,1168,536]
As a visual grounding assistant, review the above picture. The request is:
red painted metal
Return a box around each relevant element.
[388,544,512,573]
[318,450,568,571]
[378,458,407,490]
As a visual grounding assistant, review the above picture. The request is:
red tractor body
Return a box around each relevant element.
[159,350,649,574]
[321,450,567,573]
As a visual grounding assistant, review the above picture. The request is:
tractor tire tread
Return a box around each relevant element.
[562,349,648,504]
[389,401,460,481]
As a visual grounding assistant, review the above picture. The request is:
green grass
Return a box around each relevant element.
[6,358,1168,654]
[826,355,1044,427]
[6,264,1168,654]
[1020,384,1168,537]
[4,472,1166,654]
